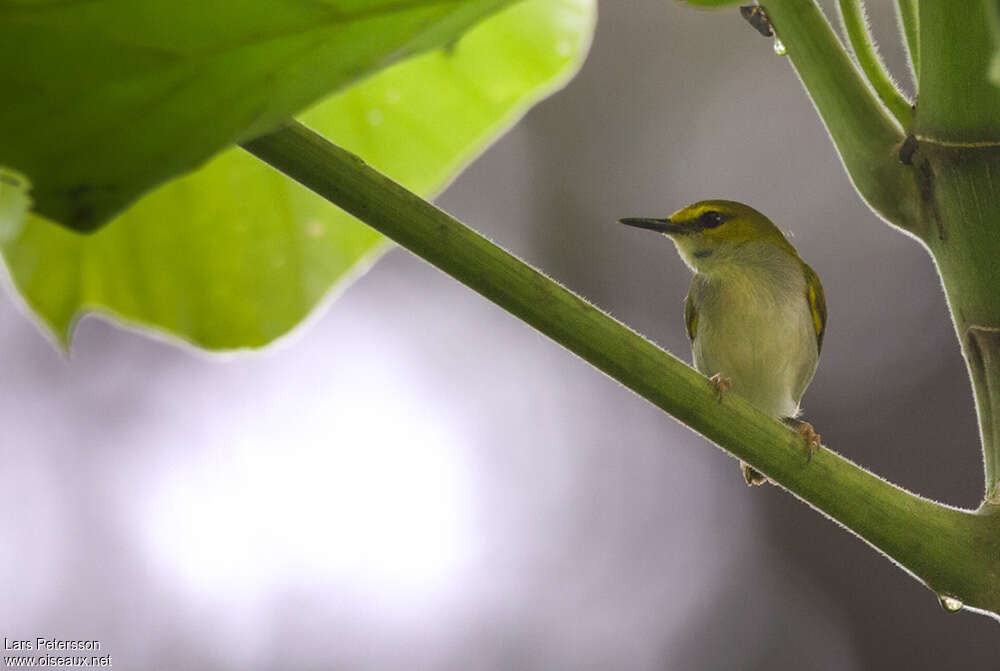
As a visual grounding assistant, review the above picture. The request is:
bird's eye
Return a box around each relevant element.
[698,211,726,229]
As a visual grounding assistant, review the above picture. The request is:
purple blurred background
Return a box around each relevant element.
[2,1,998,668]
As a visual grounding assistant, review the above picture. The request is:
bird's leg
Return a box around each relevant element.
[708,372,732,403]
[796,421,822,459]
[706,373,767,486]
[783,418,822,460]
[740,461,769,487]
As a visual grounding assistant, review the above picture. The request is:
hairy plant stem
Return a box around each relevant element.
[915,0,1000,142]
[748,0,1000,619]
[766,0,1000,510]
[763,0,919,229]
[894,0,919,81]
[910,142,1000,503]
[242,121,1000,617]
[836,0,911,127]
[912,1,1000,505]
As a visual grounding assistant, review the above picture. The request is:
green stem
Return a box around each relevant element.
[909,141,1000,503]
[764,0,919,229]
[895,0,920,83]
[766,0,1000,538]
[989,0,1000,86]
[242,121,1000,617]
[968,326,1000,503]
[916,0,1000,142]
[836,0,912,128]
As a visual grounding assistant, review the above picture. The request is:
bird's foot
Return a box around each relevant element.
[795,421,822,460]
[708,373,732,403]
[740,461,769,487]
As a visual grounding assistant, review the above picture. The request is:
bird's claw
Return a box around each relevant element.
[708,373,732,403]
[740,461,769,487]
[796,421,822,460]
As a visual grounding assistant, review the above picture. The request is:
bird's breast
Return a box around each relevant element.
[690,263,818,418]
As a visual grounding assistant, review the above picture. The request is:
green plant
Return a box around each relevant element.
[0,0,594,348]
[2,0,999,619]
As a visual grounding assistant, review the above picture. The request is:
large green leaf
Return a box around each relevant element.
[0,0,517,230]
[1,0,595,349]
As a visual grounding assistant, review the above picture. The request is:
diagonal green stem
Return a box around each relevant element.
[895,0,920,82]
[242,120,1000,617]
[763,0,919,230]
[836,0,912,127]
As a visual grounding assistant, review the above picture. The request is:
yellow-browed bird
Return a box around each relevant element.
[620,200,825,485]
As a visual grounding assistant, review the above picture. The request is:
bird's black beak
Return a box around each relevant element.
[618,217,684,234]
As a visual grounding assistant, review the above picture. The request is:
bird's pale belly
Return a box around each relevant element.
[692,290,817,419]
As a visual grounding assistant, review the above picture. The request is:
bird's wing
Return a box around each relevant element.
[803,262,827,354]
[684,287,699,343]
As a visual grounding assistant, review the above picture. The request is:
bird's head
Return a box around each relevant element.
[619,199,796,273]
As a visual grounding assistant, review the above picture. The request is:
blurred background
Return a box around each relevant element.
[2,1,998,668]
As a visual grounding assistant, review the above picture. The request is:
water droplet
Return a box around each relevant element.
[385,89,401,105]
[556,39,572,57]
[366,108,384,126]
[938,594,964,612]
[773,38,787,56]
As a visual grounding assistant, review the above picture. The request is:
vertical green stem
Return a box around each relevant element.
[906,1,1000,502]
[915,0,1000,141]
[837,0,912,127]
[987,0,1000,86]
[967,327,1000,502]
[915,144,1000,504]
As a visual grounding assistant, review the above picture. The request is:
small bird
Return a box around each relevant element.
[620,200,826,485]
